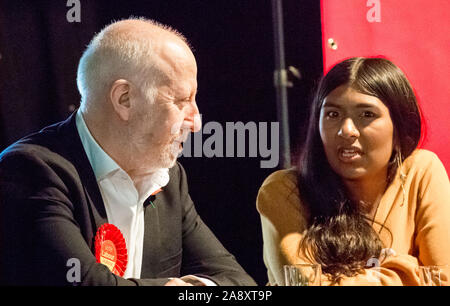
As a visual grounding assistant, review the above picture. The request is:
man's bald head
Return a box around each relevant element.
[76,18,191,110]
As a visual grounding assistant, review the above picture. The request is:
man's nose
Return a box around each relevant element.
[182,101,201,133]
[337,118,359,140]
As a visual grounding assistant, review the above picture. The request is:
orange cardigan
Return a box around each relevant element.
[256,149,450,285]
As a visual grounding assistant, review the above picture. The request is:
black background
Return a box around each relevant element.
[0,0,323,285]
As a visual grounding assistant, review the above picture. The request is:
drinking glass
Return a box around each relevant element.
[417,265,450,286]
[284,264,322,286]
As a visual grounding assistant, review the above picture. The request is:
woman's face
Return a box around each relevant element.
[319,85,394,183]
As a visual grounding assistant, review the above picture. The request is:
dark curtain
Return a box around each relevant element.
[0,0,322,285]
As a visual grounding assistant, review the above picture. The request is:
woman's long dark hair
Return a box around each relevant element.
[297,57,421,283]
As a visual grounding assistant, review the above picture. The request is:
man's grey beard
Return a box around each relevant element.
[156,141,181,169]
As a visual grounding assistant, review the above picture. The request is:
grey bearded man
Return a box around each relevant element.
[0,18,256,286]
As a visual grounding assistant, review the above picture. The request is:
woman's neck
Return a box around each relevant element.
[343,170,388,219]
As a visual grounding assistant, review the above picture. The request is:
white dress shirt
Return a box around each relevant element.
[76,111,169,278]
[75,111,215,286]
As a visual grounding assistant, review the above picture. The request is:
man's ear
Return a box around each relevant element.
[110,79,131,121]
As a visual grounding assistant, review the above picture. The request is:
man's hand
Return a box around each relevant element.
[164,278,194,286]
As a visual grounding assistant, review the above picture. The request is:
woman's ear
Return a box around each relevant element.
[110,79,131,121]
[389,129,401,164]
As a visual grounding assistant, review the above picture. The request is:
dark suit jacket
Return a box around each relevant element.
[0,112,256,286]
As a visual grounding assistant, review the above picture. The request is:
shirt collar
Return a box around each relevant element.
[75,110,170,199]
[75,110,120,180]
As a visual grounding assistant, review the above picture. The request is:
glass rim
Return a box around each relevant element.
[283,263,321,267]
[284,263,322,268]
[418,264,450,268]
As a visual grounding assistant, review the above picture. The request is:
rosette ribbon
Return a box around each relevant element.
[94,223,128,277]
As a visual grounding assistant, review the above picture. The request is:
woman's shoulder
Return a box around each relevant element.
[400,149,449,195]
[259,168,298,189]
[256,167,302,216]
[403,149,447,175]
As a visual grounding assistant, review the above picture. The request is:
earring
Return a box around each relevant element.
[396,150,407,207]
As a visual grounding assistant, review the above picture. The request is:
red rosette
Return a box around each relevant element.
[94,223,128,277]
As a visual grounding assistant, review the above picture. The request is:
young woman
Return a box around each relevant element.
[257,57,450,285]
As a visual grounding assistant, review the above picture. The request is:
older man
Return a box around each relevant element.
[0,18,256,286]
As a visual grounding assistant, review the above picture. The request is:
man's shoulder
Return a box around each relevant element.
[0,115,77,171]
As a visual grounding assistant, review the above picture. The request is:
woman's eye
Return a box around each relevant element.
[326,111,339,118]
[361,111,375,118]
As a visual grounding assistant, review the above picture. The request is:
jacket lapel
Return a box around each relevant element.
[57,111,108,232]
[140,195,162,277]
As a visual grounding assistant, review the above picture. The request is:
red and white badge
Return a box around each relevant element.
[94,223,128,277]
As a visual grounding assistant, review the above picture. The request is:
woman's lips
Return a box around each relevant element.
[338,147,363,163]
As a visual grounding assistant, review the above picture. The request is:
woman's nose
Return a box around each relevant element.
[337,118,360,140]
